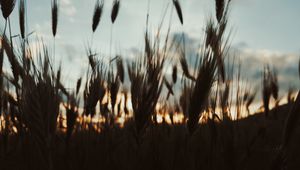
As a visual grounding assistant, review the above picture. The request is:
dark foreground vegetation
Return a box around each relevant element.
[2,105,300,170]
[0,0,300,170]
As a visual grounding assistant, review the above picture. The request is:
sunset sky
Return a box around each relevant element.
[1,0,299,91]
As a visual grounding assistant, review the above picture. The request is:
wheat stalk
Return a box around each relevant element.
[111,0,120,24]
[116,56,124,83]
[76,77,82,95]
[84,64,106,118]
[220,81,230,118]
[108,71,120,114]
[262,66,271,117]
[51,0,58,37]
[128,41,165,139]
[64,93,78,146]
[172,0,183,25]
[19,46,61,169]
[245,88,257,115]
[215,0,225,23]
[172,65,177,84]
[164,76,174,97]
[187,50,217,134]
[145,32,152,58]
[270,69,279,100]
[18,0,25,39]
[0,0,16,20]
[287,87,294,104]
[92,0,104,33]
[179,50,195,81]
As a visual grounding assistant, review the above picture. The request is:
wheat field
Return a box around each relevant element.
[0,0,300,170]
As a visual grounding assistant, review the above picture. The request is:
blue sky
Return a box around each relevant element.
[1,0,299,91]
[2,0,300,52]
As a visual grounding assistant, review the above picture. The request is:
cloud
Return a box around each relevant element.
[61,0,77,17]
[61,0,71,6]
[232,47,300,92]
[33,22,61,40]
[169,32,300,97]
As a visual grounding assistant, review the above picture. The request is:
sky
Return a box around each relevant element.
[0,0,300,92]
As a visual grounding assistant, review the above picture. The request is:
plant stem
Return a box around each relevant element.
[109,24,113,70]
[53,37,56,68]
[8,18,14,51]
